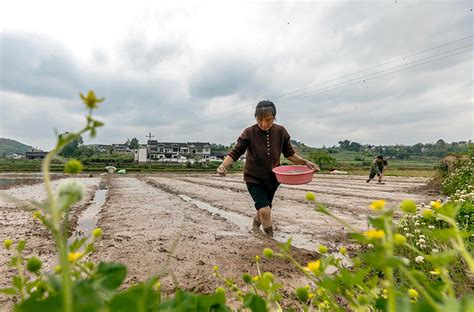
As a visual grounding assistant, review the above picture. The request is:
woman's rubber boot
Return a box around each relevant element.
[252,216,262,232]
[263,226,274,237]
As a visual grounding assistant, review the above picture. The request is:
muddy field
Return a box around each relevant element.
[0,172,433,310]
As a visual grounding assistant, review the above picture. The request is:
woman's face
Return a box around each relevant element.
[256,112,275,131]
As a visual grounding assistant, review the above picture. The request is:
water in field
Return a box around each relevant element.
[178,194,321,251]
[68,188,108,244]
[0,178,17,186]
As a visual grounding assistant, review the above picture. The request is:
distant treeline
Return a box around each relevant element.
[330,139,472,159]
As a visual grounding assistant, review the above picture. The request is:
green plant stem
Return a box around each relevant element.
[280,253,318,284]
[15,251,25,300]
[42,127,88,312]
[398,266,440,311]
[437,214,474,272]
[384,218,396,312]
[316,204,358,232]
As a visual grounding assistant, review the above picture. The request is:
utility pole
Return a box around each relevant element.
[146,132,155,141]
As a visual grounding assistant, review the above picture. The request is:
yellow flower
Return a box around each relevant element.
[308,293,314,299]
[408,288,419,299]
[364,229,385,240]
[213,265,219,272]
[369,200,385,211]
[32,211,42,220]
[306,260,321,273]
[305,192,316,201]
[252,276,260,282]
[255,255,261,262]
[68,252,84,262]
[429,268,442,275]
[430,201,442,210]
[79,90,104,109]
[393,234,407,245]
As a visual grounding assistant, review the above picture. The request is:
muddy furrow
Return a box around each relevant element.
[178,176,430,204]
[143,176,368,247]
[92,176,317,307]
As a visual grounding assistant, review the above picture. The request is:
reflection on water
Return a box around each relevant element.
[68,189,107,244]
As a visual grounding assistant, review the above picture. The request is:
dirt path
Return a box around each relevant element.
[0,172,433,310]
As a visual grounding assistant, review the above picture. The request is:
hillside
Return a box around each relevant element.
[0,138,34,156]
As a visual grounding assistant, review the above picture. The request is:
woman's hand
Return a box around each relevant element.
[305,160,320,172]
[217,164,228,176]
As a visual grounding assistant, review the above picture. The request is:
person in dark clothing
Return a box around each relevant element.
[367,155,387,183]
[216,100,319,237]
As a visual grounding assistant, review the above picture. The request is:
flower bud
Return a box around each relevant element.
[422,209,434,219]
[58,180,85,204]
[318,245,328,254]
[26,256,42,273]
[408,288,419,299]
[3,239,12,250]
[263,248,273,258]
[305,192,316,201]
[64,159,83,174]
[400,200,417,214]
[215,287,225,296]
[295,287,309,302]
[242,273,252,284]
[92,228,103,238]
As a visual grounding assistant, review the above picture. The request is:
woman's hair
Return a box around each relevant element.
[255,100,276,118]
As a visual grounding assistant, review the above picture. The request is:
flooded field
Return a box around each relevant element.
[0,172,433,309]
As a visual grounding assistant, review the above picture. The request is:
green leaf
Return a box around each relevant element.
[93,120,104,128]
[460,294,474,312]
[429,229,458,241]
[108,282,159,312]
[69,237,88,252]
[0,287,17,295]
[243,293,267,312]
[94,262,127,291]
[368,216,386,229]
[348,232,369,244]
[426,251,457,267]
[14,294,62,312]
[73,280,104,312]
[12,276,23,290]
[436,202,458,219]
[17,240,26,252]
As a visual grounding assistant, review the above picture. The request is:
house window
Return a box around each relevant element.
[159,148,164,153]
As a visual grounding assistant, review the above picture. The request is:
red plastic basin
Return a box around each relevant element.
[272,165,315,185]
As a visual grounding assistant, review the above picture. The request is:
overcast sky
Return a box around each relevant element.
[0,0,472,150]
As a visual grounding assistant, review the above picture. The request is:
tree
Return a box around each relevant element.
[129,138,139,149]
[308,151,336,170]
[78,145,94,158]
[338,140,351,150]
[59,132,83,157]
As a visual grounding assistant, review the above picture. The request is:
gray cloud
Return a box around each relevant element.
[0,33,82,98]
[1,1,472,150]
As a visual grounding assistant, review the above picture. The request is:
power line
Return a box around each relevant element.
[172,44,472,131]
[171,35,473,129]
